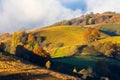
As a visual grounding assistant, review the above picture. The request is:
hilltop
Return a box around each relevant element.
[51,12,120,27]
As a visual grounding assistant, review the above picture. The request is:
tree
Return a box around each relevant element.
[10,31,25,54]
[28,34,35,43]
[45,60,51,69]
[83,28,100,43]
[27,33,36,50]
[83,28,92,42]
[91,28,100,38]
[33,44,49,57]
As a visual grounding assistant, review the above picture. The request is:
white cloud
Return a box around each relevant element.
[0,0,82,33]
[1,0,120,33]
[86,0,120,13]
[60,0,80,3]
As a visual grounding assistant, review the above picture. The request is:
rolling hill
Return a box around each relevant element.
[32,26,85,46]
[0,12,120,79]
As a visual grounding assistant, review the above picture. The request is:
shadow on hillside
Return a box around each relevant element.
[100,30,119,36]
[15,45,49,66]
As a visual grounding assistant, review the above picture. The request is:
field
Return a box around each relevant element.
[33,26,85,46]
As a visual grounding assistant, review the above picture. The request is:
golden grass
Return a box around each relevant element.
[34,26,85,46]
[98,36,120,43]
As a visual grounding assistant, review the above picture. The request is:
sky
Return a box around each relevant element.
[0,0,120,33]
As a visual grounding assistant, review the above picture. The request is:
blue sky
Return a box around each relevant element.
[60,0,87,12]
[0,0,120,33]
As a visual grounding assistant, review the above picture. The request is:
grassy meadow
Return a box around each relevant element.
[34,26,85,46]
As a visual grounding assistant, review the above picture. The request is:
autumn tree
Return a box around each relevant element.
[91,28,100,38]
[33,44,49,57]
[83,28,100,43]
[27,33,36,50]
[10,31,26,54]
[83,28,92,42]
[28,33,35,43]
[89,28,100,42]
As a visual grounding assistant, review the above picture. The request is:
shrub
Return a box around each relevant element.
[83,28,100,43]
[73,67,77,73]
[10,31,26,54]
[45,60,51,69]
[33,44,49,58]
[4,43,10,52]
[28,33,35,43]
[79,67,94,79]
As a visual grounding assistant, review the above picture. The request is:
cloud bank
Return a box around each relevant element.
[0,0,120,33]
[0,0,82,33]
[86,0,120,13]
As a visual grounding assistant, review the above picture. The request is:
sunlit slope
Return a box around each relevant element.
[99,36,120,43]
[34,26,85,46]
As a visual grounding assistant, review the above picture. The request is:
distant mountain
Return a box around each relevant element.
[51,12,120,27]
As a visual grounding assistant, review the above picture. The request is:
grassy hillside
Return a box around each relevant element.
[99,24,120,36]
[51,45,80,58]
[99,36,120,43]
[34,26,85,46]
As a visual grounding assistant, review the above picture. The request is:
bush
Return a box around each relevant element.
[45,60,51,69]
[83,28,100,43]
[4,43,10,53]
[78,67,94,79]
[33,44,49,58]
[10,31,26,54]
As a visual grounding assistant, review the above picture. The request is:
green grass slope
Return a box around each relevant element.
[51,45,80,58]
